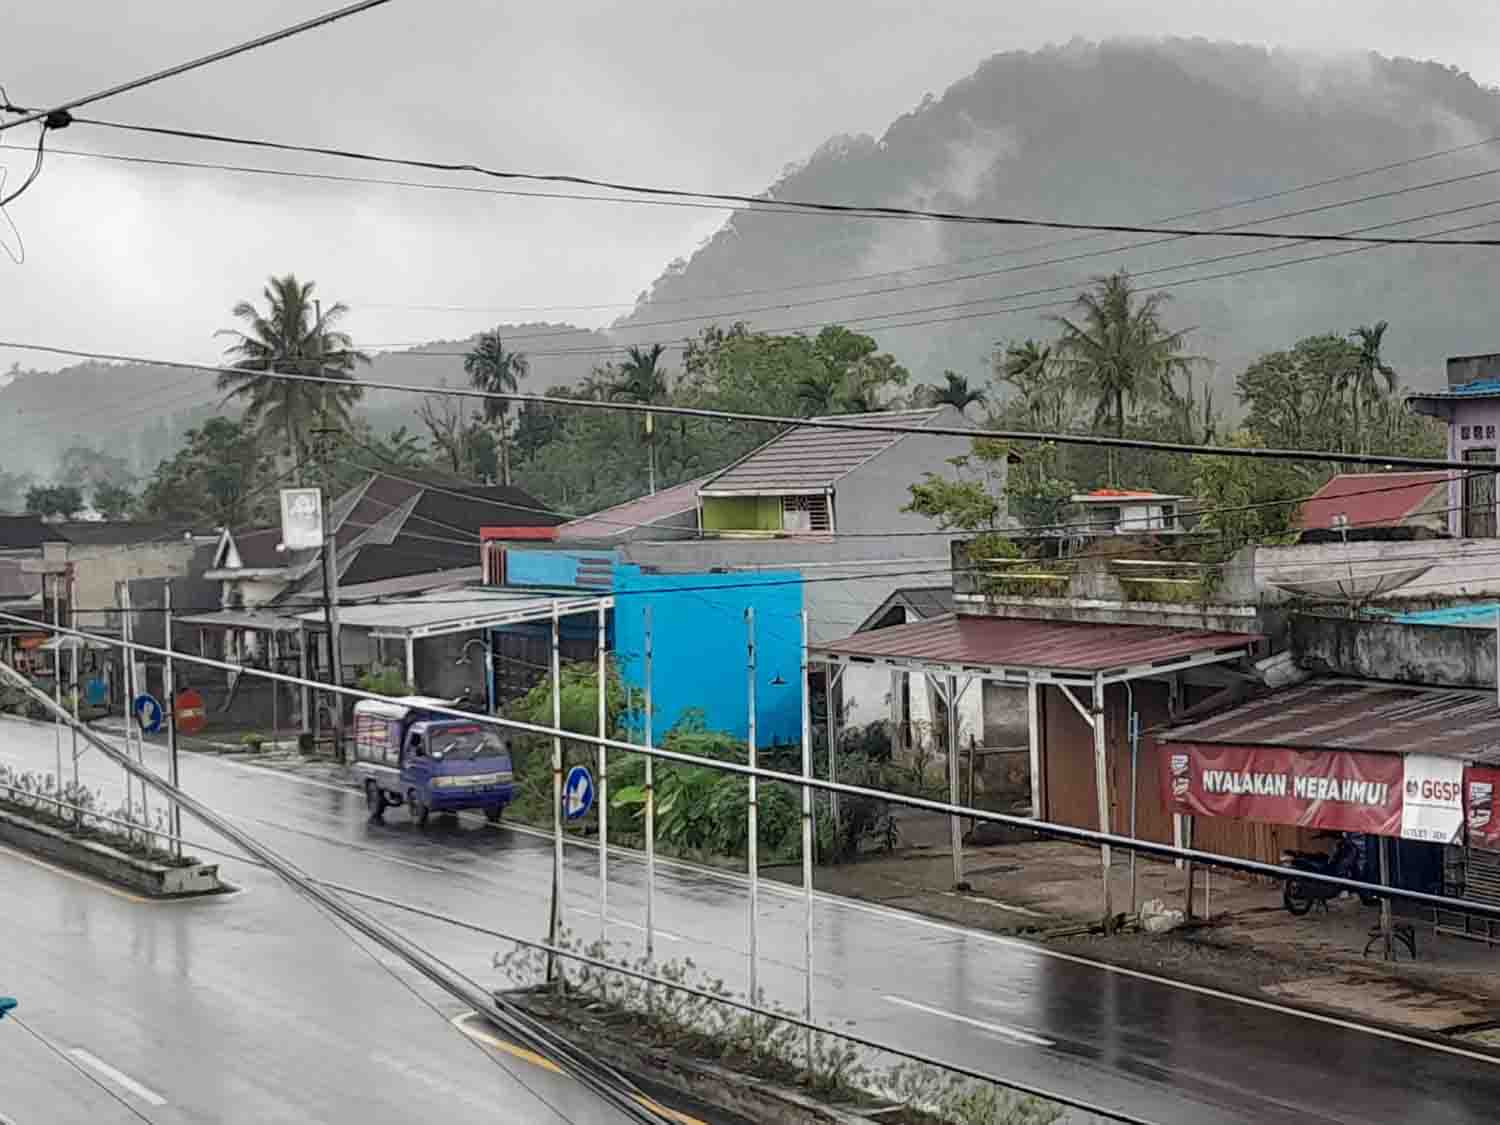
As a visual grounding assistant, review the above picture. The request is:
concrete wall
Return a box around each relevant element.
[621,538,957,646]
[612,563,803,744]
[504,547,618,588]
[701,496,781,532]
[1253,539,1500,604]
[833,410,981,535]
[1292,613,1496,689]
[44,539,210,635]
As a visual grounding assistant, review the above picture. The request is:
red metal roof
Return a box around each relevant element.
[1296,471,1447,531]
[812,615,1257,674]
[1161,679,1500,760]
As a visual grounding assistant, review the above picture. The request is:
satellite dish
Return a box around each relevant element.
[1269,564,1433,601]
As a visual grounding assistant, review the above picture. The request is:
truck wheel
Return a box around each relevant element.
[484,805,503,824]
[365,781,386,821]
[408,792,430,827]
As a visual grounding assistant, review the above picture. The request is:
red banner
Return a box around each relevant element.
[1466,766,1500,848]
[1163,743,1404,835]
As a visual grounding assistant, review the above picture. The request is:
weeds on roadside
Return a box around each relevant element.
[0,763,196,867]
[495,930,1062,1125]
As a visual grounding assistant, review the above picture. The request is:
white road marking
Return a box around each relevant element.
[39,740,1500,1067]
[940,891,1051,918]
[68,1048,167,1106]
[882,995,1054,1048]
[570,908,685,942]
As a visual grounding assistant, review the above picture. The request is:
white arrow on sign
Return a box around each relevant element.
[564,768,593,818]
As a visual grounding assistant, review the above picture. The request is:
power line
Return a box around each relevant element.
[0,338,1481,473]
[61,114,1500,248]
[0,0,395,136]
[19,126,1500,331]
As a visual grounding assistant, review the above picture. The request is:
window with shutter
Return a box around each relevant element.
[780,495,830,534]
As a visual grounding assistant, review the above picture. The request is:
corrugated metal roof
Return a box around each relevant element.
[1410,378,1500,400]
[813,614,1256,674]
[298,588,606,636]
[701,409,949,494]
[1297,472,1448,531]
[177,609,304,632]
[1161,679,1500,760]
[283,567,481,605]
[560,476,708,540]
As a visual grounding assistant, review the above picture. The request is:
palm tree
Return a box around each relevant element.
[922,371,988,415]
[794,367,841,415]
[1348,321,1397,455]
[612,344,671,494]
[464,328,529,486]
[216,275,368,478]
[1049,272,1197,439]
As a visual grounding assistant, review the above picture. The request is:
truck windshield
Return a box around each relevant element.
[428,726,507,762]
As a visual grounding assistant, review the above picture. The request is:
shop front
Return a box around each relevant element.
[1161,678,1497,947]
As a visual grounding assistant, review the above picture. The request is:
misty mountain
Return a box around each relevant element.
[0,325,610,481]
[615,37,1500,393]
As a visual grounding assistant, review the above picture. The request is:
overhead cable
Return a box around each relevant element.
[0,0,395,136]
[60,114,1500,247]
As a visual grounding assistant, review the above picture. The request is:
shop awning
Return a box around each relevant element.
[1159,679,1500,840]
[810,614,1259,685]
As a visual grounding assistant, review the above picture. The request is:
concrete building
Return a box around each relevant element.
[1408,352,1500,539]
[1069,489,1185,536]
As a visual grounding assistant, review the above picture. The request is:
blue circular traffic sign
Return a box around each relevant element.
[133,693,163,735]
[562,765,594,820]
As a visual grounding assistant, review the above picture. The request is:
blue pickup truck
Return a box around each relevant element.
[351,697,515,826]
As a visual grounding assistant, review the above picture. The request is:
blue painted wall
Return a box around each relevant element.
[611,564,804,745]
[505,547,618,589]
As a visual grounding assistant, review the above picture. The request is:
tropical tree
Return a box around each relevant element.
[995,340,1072,433]
[921,371,988,415]
[216,274,368,478]
[92,483,136,520]
[464,328,529,486]
[1348,321,1398,454]
[24,485,83,520]
[138,417,273,528]
[1049,272,1198,439]
[612,344,672,495]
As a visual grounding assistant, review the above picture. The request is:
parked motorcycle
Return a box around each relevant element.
[1281,833,1381,915]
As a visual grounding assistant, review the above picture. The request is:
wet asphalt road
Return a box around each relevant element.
[4,716,1500,1124]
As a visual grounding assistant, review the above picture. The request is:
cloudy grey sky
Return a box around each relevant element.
[4,0,1500,376]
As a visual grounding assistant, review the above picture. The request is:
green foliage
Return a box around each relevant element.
[216,274,368,474]
[138,416,274,528]
[1050,270,1201,439]
[918,371,988,414]
[506,322,912,514]
[905,439,1014,530]
[464,327,529,484]
[92,482,137,520]
[356,664,410,697]
[24,484,82,519]
[1191,430,1306,549]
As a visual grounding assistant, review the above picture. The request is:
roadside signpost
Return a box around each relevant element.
[174,688,207,737]
[133,693,163,735]
[563,764,594,820]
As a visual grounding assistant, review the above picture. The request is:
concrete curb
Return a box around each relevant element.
[506,993,877,1124]
[0,806,223,897]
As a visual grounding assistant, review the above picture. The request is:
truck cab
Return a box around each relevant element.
[352,697,515,827]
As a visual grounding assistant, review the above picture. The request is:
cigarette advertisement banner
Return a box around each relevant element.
[1466,767,1500,848]
[1163,743,1404,835]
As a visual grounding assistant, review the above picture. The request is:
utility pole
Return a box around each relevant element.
[321,503,344,762]
[164,581,182,860]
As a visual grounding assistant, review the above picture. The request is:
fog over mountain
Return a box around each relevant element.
[8,37,1500,480]
[618,38,1500,388]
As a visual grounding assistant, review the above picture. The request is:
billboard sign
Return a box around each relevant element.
[279,489,324,552]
